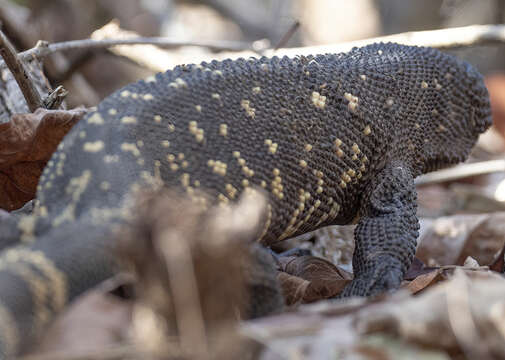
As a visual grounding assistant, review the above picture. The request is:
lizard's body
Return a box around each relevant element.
[0,43,491,356]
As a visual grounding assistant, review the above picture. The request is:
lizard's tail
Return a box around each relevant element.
[0,221,114,358]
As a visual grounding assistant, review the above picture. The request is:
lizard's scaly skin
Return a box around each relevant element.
[0,43,492,357]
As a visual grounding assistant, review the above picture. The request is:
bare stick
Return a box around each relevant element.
[274,20,301,50]
[0,30,42,112]
[18,36,259,63]
[415,159,505,186]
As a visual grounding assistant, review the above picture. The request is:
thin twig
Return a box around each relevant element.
[0,30,42,112]
[49,37,258,53]
[415,159,505,185]
[15,37,258,66]
[274,20,301,50]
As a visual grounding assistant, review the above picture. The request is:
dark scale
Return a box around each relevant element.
[0,43,492,357]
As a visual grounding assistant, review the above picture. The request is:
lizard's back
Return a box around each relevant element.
[36,43,478,243]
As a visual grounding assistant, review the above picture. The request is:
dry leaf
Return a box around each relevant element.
[277,271,310,306]
[0,108,86,210]
[404,268,445,294]
[278,256,352,304]
[416,213,505,266]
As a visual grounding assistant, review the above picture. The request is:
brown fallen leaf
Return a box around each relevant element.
[0,108,86,211]
[404,257,492,294]
[404,268,445,294]
[277,271,310,306]
[278,255,352,304]
[416,213,505,267]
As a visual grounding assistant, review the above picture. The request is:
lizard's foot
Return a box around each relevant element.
[338,255,405,298]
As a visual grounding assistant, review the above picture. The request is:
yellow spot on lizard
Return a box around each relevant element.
[121,143,141,156]
[311,91,326,109]
[87,113,104,125]
[83,141,104,153]
[121,116,137,124]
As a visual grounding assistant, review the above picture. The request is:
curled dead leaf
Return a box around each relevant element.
[0,108,86,210]
[278,256,352,304]
[277,272,310,306]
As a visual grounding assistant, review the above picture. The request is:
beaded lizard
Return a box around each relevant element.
[0,42,492,357]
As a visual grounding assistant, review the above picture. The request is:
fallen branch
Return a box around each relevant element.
[275,23,505,58]
[0,30,42,112]
[415,159,505,186]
